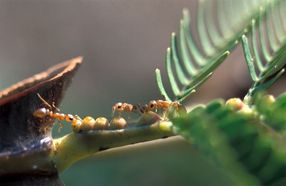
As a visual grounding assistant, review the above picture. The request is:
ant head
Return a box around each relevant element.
[33,108,48,118]
[112,102,124,112]
[148,100,157,110]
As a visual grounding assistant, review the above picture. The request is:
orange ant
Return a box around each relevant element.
[112,102,144,116]
[33,93,83,131]
[112,100,185,121]
[112,102,137,112]
[112,100,184,114]
[33,94,112,132]
[145,100,186,119]
[33,107,81,126]
[146,100,182,112]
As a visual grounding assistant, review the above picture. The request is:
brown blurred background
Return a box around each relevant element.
[0,0,284,185]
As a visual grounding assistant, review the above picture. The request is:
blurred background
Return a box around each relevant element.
[0,0,285,185]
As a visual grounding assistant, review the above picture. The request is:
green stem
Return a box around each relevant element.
[51,121,174,172]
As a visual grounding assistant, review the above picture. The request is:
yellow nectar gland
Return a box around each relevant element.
[110,116,127,129]
[263,94,275,105]
[74,116,110,132]
[94,117,109,129]
[226,98,245,111]
[226,98,254,115]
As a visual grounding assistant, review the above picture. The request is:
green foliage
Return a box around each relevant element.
[57,0,286,185]
[242,0,286,101]
[155,0,272,102]
[254,93,286,135]
[162,0,286,185]
[173,97,286,186]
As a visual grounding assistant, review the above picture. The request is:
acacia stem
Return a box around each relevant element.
[51,121,174,172]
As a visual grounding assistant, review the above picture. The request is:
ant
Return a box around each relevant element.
[33,94,83,131]
[145,100,186,119]
[33,94,111,132]
[112,102,145,116]
[112,100,184,114]
[112,102,137,113]
[146,100,182,112]
[112,100,186,120]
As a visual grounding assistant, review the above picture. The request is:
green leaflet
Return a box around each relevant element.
[242,0,286,101]
[154,0,286,185]
[155,0,272,103]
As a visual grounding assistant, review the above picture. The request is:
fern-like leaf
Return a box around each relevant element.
[242,0,286,101]
[173,97,286,185]
[156,0,272,102]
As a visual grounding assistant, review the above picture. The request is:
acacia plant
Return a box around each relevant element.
[1,0,286,185]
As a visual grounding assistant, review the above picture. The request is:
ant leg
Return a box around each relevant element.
[162,109,168,119]
[57,122,64,133]
[52,119,64,133]
[111,110,122,118]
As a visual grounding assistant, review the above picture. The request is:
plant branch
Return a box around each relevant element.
[51,121,174,172]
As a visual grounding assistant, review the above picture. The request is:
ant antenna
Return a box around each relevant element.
[37,93,60,111]
[37,93,52,110]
